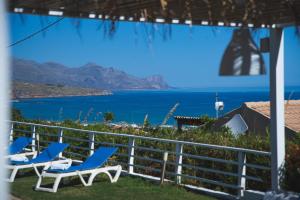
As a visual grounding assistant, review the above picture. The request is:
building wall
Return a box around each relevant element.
[214,104,296,138]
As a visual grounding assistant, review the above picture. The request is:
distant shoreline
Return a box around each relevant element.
[12,92,113,100]
[12,81,113,100]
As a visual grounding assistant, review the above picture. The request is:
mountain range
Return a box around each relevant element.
[12,58,171,90]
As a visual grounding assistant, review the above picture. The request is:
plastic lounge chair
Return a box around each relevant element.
[8,136,32,155]
[6,142,70,182]
[35,147,122,193]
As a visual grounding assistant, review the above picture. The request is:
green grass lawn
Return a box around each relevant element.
[11,174,216,200]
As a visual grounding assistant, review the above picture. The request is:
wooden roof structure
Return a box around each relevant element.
[7,0,300,28]
[174,116,205,131]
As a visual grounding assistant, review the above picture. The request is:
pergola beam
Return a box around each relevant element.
[7,0,300,28]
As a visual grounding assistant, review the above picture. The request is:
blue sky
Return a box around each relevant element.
[8,14,300,88]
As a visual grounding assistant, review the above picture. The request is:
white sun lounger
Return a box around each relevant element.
[6,142,70,182]
[35,147,122,193]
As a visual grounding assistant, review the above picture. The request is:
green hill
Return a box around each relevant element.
[13,81,112,99]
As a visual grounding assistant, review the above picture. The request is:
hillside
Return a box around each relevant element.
[12,58,171,90]
[13,81,112,99]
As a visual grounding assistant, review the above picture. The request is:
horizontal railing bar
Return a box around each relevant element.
[109,160,128,166]
[38,132,58,137]
[133,155,163,163]
[243,175,263,182]
[69,145,90,151]
[245,163,271,170]
[13,132,31,135]
[12,129,31,133]
[167,172,242,190]
[130,164,161,173]
[38,140,53,144]
[134,146,165,153]
[181,153,239,165]
[115,153,128,157]
[10,121,271,156]
[62,136,90,143]
[180,164,262,182]
[180,163,238,177]
[94,141,128,148]
[64,151,87,158]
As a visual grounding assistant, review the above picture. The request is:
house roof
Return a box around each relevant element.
[7,0,300,28]
[245,100,300,133]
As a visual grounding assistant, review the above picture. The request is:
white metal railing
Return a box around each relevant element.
[9,121,271,199]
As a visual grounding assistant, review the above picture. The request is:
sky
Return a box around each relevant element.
[8,13,300,89]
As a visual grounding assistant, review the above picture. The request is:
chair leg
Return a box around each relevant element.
[35,175,43,190]
[111,165,122,183]
[53,176,62,193]
[87,165,122,185]
[87,172,100,186]
[35,175,63,193]
[7,167,19,182]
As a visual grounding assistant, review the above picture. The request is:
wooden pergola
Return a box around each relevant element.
[2,0,300,198]
[6,0,300,28]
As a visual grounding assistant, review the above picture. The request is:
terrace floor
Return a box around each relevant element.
[11,174,216,200]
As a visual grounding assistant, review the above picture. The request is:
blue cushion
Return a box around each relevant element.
[47,147,118,173]
[11,142,69,165]
[9,137,32,155]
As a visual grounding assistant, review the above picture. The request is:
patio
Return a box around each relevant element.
[1,0,300,199]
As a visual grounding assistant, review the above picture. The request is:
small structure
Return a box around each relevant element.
[174,116,205,131]
[214,100,300,138]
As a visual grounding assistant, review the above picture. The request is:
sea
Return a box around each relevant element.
[12,87,300,125]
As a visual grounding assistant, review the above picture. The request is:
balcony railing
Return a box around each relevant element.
[9,121,271,199]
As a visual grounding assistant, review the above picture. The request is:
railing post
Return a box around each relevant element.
[128,138,135,174]
[175,143,183,184]
[89,132,95,156]
[237,151,246,198]
[9,123,14,144]
[58,128,63,157]
[160,151,169,185]
[31,125,36,152]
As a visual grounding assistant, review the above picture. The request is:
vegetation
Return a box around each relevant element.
[103,112,114,122]
[11,175,214,200]
[13,81,111,99]
[283,134,300,192]
[12,108,24,121]
[11,109,300,194]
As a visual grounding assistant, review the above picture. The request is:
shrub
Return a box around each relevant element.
[103,112,114,122]
[283,136,300,192]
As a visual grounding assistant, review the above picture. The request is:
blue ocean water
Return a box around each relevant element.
[13,88,300,125]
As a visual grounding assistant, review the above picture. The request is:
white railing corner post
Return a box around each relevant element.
[237,151,246,198]
[175,143,183,184]
[9,123,14,144]
[128,138,135,174]
[89,132,95,156]
[31,125,36,152]
[58,128,64,157]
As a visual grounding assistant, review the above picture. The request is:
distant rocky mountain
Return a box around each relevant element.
[12,58,171,90]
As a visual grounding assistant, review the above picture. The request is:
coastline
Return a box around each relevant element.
[12,91,113,100]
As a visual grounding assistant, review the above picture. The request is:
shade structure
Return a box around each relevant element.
[6,0,300,28]
[219,28,266,76]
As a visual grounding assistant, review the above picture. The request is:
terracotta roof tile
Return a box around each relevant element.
[244,100,300,133]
